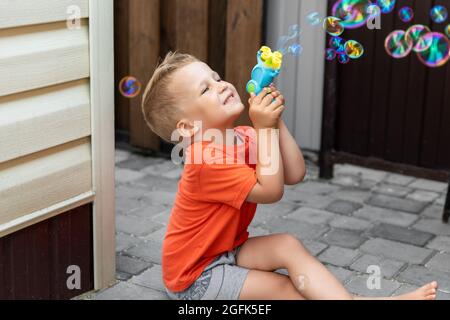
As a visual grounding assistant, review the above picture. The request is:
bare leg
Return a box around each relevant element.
[238,269,306,300]
[236,233,437,300]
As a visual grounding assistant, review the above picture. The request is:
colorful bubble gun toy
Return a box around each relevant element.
[246,46,283,96]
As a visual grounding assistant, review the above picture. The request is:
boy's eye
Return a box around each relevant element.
[202,87,209,95]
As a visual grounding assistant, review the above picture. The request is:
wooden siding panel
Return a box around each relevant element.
[0,80,91,163]
[0,0,89,29]
[0,138,92,226]
[0,21,90,97]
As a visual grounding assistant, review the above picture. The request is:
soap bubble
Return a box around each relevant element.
[405,25,433,52]
[288,43,303,56]
[367,4,381,18]
[377,0,396,14]
[119,76,141,98]
[430,5,448,24]
[277,24,301,54]
[307,12,322,26]
[385,30,413,58]
[338,53,350,64]
[399,6,414,23]
[288,24,301,38]
[329,36,346,53]
[417,32,450,67]
[332,0,372,29]
[345,40,364,59]
[323,16,344,36]
[446,24,450,38]
[325,48,337,61]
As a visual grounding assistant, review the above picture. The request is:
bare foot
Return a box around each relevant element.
[392,281,438,300]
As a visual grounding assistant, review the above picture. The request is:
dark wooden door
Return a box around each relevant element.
[0,204,94,300]
[321,0,450,181]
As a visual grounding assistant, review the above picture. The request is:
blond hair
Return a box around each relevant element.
[141,51,199,142]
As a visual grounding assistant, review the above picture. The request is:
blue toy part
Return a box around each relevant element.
[246,46,283,96]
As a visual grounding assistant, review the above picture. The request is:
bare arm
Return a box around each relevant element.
[278,118,306,185]
[245,88,285,204]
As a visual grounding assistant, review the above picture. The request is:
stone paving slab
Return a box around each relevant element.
[325,199,363,216]
[354,206,419,227]
[345,275,401,297]
[349,254,405,279]
[318,246,360,267]
[426,236,450,253]
[329,215,372,231]
[285,207,337,225]
[325,265,354,284]
[408,179,448,193]
[422,204,447,220]
[412,218,450,236]
[365,194,428,214]
[263,217,329,241]
[372,183,412,198]
[320,228,367,249]
[124,239,163,265]
[425,252,450,273]
[116,214,164,237]
[365,223,435,247]
[397,265,450,293]
[360,238,434,264]
[131,264,165,292]
[252,201,299,225]
[116,254,152,277]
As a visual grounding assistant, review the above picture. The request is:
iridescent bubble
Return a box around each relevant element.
[399,6,414,23]
[367,4,381,18]
[338,53,350,64]
[329,36,346,53]
[417,32,450,67]
[288,43,303,56]
[323,16,344,36]
[446,24,450,38]
[430,5,448,24]
[277,24,301,54]
[325,48,337,61]
[332,0,372,29]
[405,24,433,52]
[307,12,322,26]
[377,0,396,14]
[119,76,141,98]
[384,30,413,58]
[344,40,364,59]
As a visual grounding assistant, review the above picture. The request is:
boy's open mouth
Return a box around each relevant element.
[223,92,235,105]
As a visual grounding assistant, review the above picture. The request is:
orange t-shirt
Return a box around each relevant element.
[162,126,258,292]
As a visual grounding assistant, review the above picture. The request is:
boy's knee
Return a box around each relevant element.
[278,233,305,251]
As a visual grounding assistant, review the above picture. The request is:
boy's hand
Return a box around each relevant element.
[248,86,285,130]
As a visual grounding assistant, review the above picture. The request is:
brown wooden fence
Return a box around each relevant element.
[114,0,263,152]
[321,0,450,182]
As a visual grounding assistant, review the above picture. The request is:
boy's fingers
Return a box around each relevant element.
[273,105,285,117]
[262,93,274,106]
[268,96,284,111]
[254,88,270,104]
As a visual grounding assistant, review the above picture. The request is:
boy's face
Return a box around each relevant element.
[171,62,244,135]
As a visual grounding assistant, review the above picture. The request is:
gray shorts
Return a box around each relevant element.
[165,244,249,300]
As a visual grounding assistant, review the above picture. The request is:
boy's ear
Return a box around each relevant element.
[176,119,200,138]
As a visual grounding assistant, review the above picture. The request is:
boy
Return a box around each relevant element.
[141,52,437,300]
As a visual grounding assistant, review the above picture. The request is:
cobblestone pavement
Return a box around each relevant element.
[78,148,450,300]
